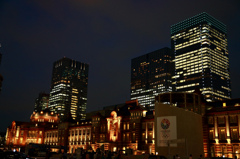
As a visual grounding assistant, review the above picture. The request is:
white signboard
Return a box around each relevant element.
[157,116,177,147]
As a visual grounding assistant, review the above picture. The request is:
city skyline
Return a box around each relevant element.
[0,1,240,131]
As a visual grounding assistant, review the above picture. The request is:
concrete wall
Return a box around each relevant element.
[154,102,204,158]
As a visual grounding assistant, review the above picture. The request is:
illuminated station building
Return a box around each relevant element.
[205,99,240,158]
[171,12,231,102]
[131,47,174,110]
[49,57,89,121]
[5,100,155,154]
[5,109,59,150]
[5,96,240,157]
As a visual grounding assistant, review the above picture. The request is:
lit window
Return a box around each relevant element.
[223,103,226,107]
[209,130,214,140]
[219,129,226,140]
[231,129,238,140]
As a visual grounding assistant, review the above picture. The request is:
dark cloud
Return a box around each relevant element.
[0,0,240,131]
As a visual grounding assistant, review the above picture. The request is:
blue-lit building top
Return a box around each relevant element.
[171,12,227,35]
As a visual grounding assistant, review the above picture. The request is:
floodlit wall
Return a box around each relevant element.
[154,102,204,158]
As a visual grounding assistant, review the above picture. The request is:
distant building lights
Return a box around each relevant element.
[223,102,226,107]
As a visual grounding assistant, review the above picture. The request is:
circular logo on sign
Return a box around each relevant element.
[161,118,170,129]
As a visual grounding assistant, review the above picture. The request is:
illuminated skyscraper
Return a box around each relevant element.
[49,57,89,121]
[131,47,174,110]
[171,12,231,102]
[34,92,49,112]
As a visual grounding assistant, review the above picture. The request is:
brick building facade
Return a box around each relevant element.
[5,100,155,155]
[204,99,240,158]
[5,97,240,157]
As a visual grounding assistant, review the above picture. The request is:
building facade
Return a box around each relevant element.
[204,99,240,158]
[5,100,155,155]
[34,93,49,112]
[155,92,204,157]
[131,47,174,110]
[6,97,240,157]
[171,12,231,102]
[5,109,59,152]
[49,57,89,121]
[0,132,5,150]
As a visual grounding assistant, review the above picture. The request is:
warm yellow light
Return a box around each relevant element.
[107,111,122,142]
[143,111,147,117]
[234,103,240,107]
[223,103,226,107]
[227,139,231,144]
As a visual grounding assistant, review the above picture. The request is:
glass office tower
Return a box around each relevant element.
[131,47,174,110]
[34,93,49,112]
[49,57,89,121]
[171,12,231,102]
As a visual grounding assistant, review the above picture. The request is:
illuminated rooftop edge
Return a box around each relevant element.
[171,12,227,35]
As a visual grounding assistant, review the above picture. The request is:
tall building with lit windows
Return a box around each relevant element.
[171,12,231,102]
[49,57,89,121]
[34,92,49,112]
[131,47,174,110]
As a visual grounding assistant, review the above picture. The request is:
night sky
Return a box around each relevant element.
[0,0,240,132]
